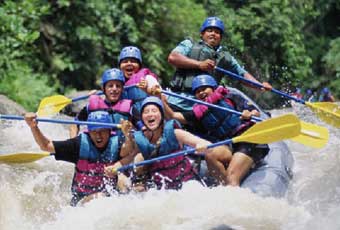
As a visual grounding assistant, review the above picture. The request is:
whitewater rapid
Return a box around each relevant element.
[0,106,339,230]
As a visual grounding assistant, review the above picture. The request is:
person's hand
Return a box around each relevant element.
[261,82,272,91]
[195,143,208,154]
[104,162,122,178]
[149,85,162,96]
[24,112,38,129]
[240,110,252,120]
[137,78,147,91]
[120,119,133,139]
[193,104,208,120]
[206,86,228,104]
[198,59,215,72]
[240,110,260,120]
[250,109,260,117]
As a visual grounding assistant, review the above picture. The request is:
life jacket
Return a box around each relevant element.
[133,120,199,190]
[88,95,132,124]
[193,97,253,142]
[71,133,121,198]
[170,39,234,93]
[193,98,239,141]
[123,68,158,112]
[320,94,333,102]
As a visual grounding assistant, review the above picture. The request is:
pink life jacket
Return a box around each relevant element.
[133,120,199,190]
[87,95,132,124]
[71,133,120,197]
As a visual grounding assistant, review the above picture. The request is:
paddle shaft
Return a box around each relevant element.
[117,138,233,172]
[215,66,306,104]
[0,115,120,129]
[162,90,262,122]
[71,84,137,103]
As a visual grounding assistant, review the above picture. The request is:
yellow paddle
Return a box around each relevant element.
[1,114,301,164]
[291,121,329,148]
[37,95,74,117]
[306,102,340,128]
[37,85,137,117]
[162,90,329,148]
[215,66,340,128]
[0,152,52,164]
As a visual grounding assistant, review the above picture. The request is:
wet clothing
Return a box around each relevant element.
[75,98,139,132]
[53,133,123,206]
[181,87,268,163]
[170,38,246,93]
[122,68,159,113]
[319,93,334,102]
[132,120,201,190]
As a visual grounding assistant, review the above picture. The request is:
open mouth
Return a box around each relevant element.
[145,118,157,129]
[95,138,103,145]
[123,66,135,77]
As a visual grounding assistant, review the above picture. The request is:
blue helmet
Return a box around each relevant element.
[200,17,225,34]
[192,74,218,93]
[101,68,125,86]
[118,46,142,65]
[141,96,164,115]
[322,87,329,94]
[87,111,111,131]
[306,89,312,95]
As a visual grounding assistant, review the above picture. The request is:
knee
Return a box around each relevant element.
[206,145,231,162]
[226,168,240,186]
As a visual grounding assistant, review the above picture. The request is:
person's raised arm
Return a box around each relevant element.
[160,94,188,124]
[119,119,138,158]
[24,112,55,153]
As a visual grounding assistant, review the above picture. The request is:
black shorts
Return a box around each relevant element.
[232,142,269,164]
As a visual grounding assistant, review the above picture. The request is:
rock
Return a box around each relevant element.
[0,95,26,115]
[62,90,91,116]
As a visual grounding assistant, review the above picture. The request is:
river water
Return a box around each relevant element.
[0,105,339,230]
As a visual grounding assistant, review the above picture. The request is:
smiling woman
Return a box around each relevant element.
[104,96,231,191]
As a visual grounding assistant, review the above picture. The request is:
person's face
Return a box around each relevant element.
[194,86,214,101]
[119,58,141,79]
[142,104,162,131]
[103,80,123,103]
[89,129,111,149]
[201,28,222,47]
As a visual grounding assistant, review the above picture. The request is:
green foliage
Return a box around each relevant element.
[323,37,340,98]
[0,0,339,110]
[0,0,56,111]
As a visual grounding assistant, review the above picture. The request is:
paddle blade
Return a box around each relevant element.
[0,152,51,164]
[306,102,340,128]
[232,114,300,144]
[37,95,72,117]
[291,121,329,148]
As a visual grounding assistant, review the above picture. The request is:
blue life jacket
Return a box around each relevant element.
[194,98,241,142]
[71,133,121,199]
[133,120,199,189]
